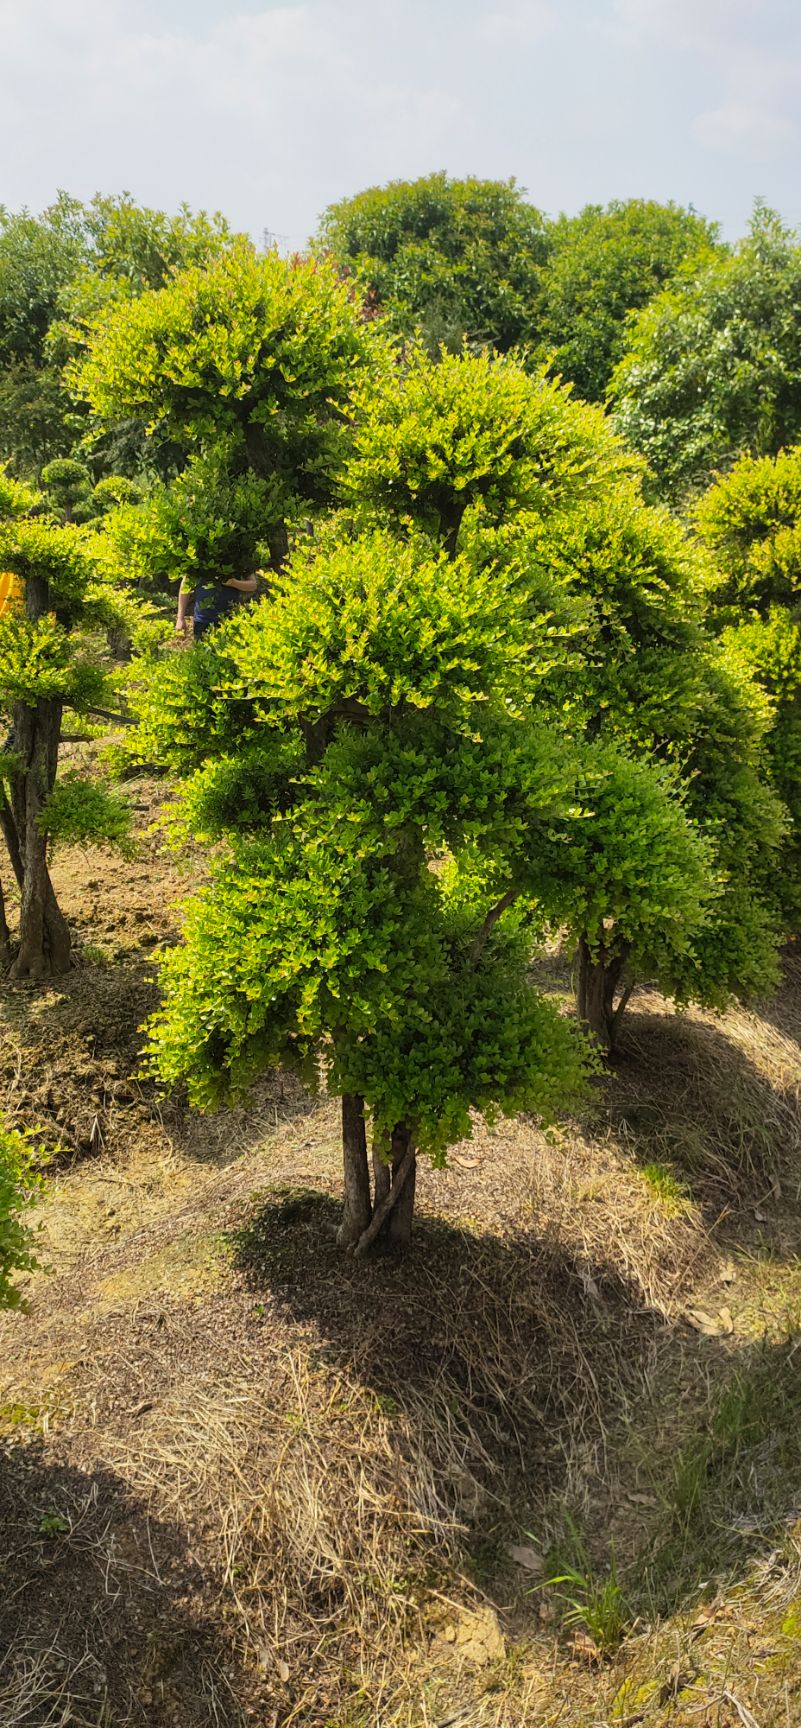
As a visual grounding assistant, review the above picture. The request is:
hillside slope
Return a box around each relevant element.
[1,786,801,1727]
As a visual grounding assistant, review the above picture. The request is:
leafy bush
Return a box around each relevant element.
[0,1121,41,1311]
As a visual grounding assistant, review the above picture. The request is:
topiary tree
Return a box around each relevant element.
[538,199,718,404]
[40,456,93,521]
[0,1118,40,1309]
[341,344,782,1049]
[609,206,801,501]
[0,464,133,978]
[523,493,785,1044]
[78,241,373,596]
[317,173,552,355]
[696,444,801,929]
[130,527,594,1250]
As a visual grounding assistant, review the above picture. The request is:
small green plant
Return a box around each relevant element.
[38,771,135,858]
[640,1160,690,1212]
[38,1511,69,1537]
[543,1521,627,1653]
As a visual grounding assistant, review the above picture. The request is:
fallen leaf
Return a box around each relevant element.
[717,1306,734,1334]
[686,1308,720,1335]
[754,1209,768,1223]
[569,1630,600,1662]
[626,1492,658,1507]
[508,1543,544,1575]
[452,1154,479,1169]
[277,1659,290,1684]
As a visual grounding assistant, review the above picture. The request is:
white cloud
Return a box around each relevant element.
[0,0,799,242]
[475,3,556,46]
[693,101,796,159]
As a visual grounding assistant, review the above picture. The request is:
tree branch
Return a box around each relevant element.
[470,887,519,963]
[610,980,634,1033]
[84,707,136,727]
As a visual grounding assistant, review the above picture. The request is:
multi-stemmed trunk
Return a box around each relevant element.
[576,936,633,1056]
[337,1092,417,1254]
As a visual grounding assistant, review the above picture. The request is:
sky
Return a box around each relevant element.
[1,0,799,247]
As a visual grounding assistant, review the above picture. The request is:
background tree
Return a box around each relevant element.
[0,465,132,978]
[538,198,718,403]
[696,444,801,927]
[609,206,801,501]
[342,344,782,1047]
[0,194,89,474]
[317,173,551,354]
[524,493,785,1043]
[0,193,238,481]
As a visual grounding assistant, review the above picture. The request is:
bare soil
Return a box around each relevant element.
[2,781,801,1726]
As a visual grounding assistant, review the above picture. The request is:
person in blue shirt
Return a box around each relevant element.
[175,571,259,643]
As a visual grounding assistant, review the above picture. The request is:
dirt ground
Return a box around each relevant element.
[1,782,801,1727]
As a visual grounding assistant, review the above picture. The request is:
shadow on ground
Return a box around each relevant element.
[230,1188,801,1633]
[0,1440,244,1727]
[608,1002,801,1244]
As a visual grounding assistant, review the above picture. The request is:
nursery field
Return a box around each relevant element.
[1,781,800,1728]
[2,181,801,1728]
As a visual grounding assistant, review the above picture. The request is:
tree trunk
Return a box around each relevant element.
[576,936,631,1055]
[386,1123,416,1248]
[337,1092,373,1248]
[372,1144,391,1209]
[0,787,24,888]
[0,871,10,967]
[7,697,70,980]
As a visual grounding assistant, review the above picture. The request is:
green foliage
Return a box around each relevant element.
[0,607,107,709]
[539,199,718,403]
[343,343,635,547]
[545,1520,627,1652]
[317,173,551,354]
[0,360,75,474]
[41,456,93,519]
[540,745,715,991]
[77,242,368,463]
[0,461,39,518]
[0,1119,41,1311]
[89,474,143,513]
[38,771,134,856]
[0,515,98,612]
[697,446,801,927]
[138,525,594,1156]
[610,206,801,499]
[225,527,533,722]
[520,482,784,1007]
[0,194,88,369]
[99,441,275,589]
[696,443,801,612]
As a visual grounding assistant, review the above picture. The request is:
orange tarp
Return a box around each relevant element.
[0,571,22,616]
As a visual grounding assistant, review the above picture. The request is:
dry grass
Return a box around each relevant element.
[1,807,801,1725]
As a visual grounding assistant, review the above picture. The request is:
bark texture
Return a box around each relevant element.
[336,1092,373,1248]
[576,936,631,1055]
